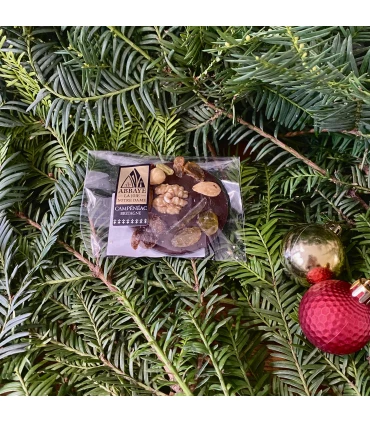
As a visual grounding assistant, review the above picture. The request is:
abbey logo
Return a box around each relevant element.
[112,164,150,227]
[115,165,150,205]
[121,168,146,189]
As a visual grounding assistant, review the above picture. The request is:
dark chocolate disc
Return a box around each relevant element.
[147,163,229,256]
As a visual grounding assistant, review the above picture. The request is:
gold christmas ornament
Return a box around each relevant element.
[281,223,345,281]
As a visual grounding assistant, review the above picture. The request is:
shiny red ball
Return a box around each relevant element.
[299,280,370,355]
[306,267,334,284]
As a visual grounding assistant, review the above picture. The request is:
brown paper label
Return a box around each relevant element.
[113,164,150,226]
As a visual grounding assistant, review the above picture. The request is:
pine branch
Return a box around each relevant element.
[14,211,98,276]
[206,139,217,158]
[204,102,328,179]
[3,25,370,397]
[42,79,157,103]
[191,259,200,292]
[316,190,356,225]
[107,26,157,66]
[13,210,193,396]
[348,189,370,211]
[226,324,254,396]
[322,355,361,396]
[99,354,167,396]
[27,333,162,395]
[272,284,311,396]
[282,128,364,138]
[25,29,157,103]
[204,101,370,203]
[15,369,29,396]
[187,312,230,396]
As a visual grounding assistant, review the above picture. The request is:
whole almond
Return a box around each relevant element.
[192,181,221,197]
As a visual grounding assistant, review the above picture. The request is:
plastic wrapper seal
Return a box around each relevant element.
[80,151,245,261]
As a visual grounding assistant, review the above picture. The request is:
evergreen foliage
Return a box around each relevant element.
[1,25,370,396]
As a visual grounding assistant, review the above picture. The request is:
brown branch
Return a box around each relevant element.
[164,365,181,395]
[205,102,328,177]
[360,164,369,176]
[281,128,364,138]
[14,211,107,283]
[204,101,370,210]
[348,189,370,211]
[206,139,217,158]
[56,238,117,289]
[15,211,41,230]
[191,259,200,292]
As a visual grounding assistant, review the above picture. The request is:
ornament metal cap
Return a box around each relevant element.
[323,222,342,236]
[351,278,370,305]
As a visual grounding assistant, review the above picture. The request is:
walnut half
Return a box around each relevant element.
[152,184,188,214]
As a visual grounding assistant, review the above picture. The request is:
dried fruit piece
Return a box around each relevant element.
[139,230,157,249]
[131,229,141,250]
[130,215,166,250]
[173,156,185,177]
[184,161,205,181]
[150,168,166,185]
[197,210,219,236]
[156,163,174,175]
[171,227,202,248]
[149,214,167,235]
[131,228,156,250]
[192,181,221,197]
[169,197,207,233]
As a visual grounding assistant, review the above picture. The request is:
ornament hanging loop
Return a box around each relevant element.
[324,222,342,236]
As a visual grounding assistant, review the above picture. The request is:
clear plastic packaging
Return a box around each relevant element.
[80,151,245,261]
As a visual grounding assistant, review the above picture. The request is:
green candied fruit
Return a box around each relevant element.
[171,227,202,248]
[197,210,219,236]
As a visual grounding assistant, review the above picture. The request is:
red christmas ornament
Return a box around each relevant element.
[299,279,370,355]
[306,267,334,284]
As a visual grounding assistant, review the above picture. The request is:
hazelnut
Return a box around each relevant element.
[150,168,166,185]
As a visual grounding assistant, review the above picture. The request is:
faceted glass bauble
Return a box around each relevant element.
[281,224,345,281]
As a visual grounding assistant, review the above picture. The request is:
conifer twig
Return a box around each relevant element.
[14,212,103,278]
[24,29,157,103]
[206,139,217,158]
[13,211,193,396]
[281,128,364,138]
[188,313,229,396]
[191,259,200,292]
[348,189,370,211]
[204,101,370,208]
[316,190,356,225]
[107,26,157,66]
[99,354,167,396]
[204,102,326,177]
